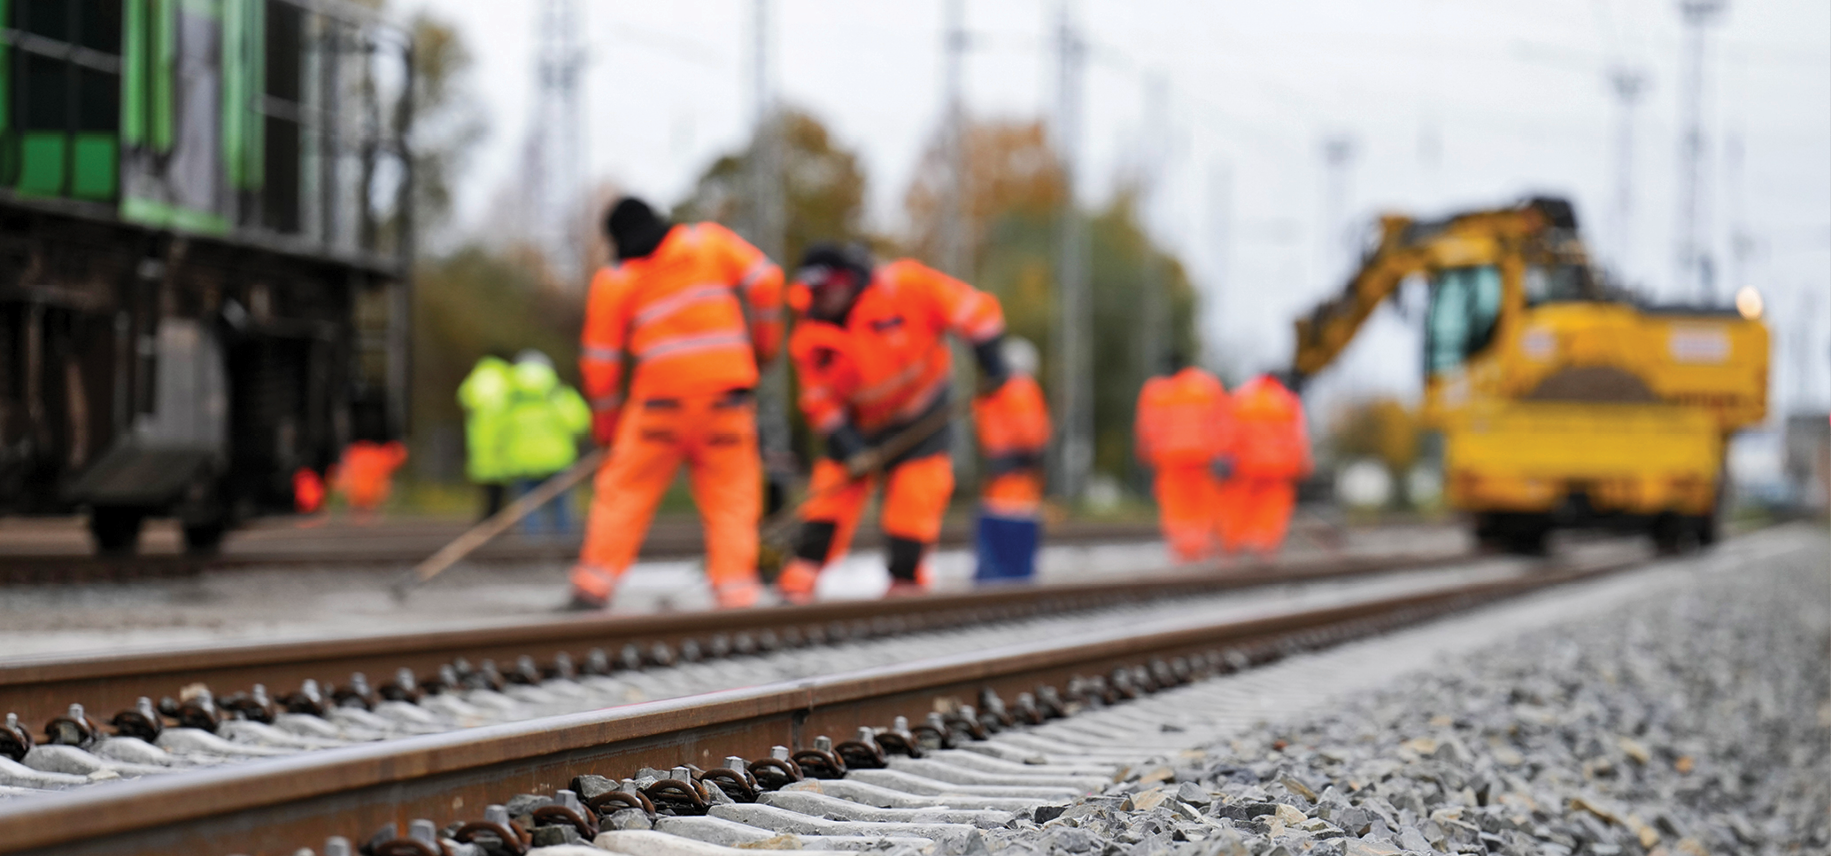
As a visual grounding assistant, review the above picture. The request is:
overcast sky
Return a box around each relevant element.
[410,0,1830,419]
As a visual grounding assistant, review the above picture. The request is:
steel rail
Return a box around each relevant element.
[0,549,1474,728]
[0,549,1644,856]
[0,518,1190,584]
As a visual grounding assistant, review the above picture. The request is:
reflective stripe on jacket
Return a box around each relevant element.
[974,373,1050,475]
[1226,375,1312,481]
[1135,367,1230,467]
[579,223,785,411]
[788,259,1005,435]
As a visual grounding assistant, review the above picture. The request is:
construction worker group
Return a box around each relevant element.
[528,196,1308,609]
[1135,357,1312,562]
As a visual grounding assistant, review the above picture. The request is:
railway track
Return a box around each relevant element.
[1,548,1467,736]
[0,517,1208,584]
[0,543,1652,856]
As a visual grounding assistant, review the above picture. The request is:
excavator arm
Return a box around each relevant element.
[1290,214,1431,386]
[1289,200,1564,389]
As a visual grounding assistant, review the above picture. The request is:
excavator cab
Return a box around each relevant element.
[1423,265,1503,379]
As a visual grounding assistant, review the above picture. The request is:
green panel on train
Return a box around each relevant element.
[2,0,272,235]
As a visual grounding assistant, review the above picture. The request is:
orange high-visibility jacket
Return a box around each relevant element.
[333,440,408,508]
[788,259,1004,435]
[1227,375,1312,480]
[579,223,784,415]
[974,373,1050,472]
[1135,367,1230,468]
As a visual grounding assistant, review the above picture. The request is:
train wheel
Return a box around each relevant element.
[89,507,146,555]
[182,521,228,555]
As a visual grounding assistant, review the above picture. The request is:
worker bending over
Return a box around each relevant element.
[1218,374,1311,555]
[973,337,1050,582]
[778,243,1009,602]
[1136,356,1231,562]
[571,197,785,610]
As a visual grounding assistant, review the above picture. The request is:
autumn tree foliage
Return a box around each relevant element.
[674,108,873,271]
[904,118,1204,487]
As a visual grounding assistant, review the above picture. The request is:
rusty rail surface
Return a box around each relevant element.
[0,550,1645,856]
[0,518,1217,584]
[0,549,1476,728]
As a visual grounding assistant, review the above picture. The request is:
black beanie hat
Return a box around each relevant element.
[795,242,873,283]
[605,197,671,260]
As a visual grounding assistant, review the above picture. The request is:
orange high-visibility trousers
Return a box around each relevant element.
[981,471,1044,518]
[1153,463,1223,562]
[781,453,954,596]
[573,391,761,602]
[803,453,955,562]
[1218,477,1296,555]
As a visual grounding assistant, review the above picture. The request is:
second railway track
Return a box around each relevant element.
[3,548,1474,738]
[0,542,1653,856]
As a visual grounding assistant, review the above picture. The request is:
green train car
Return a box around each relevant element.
[0,0,413,553]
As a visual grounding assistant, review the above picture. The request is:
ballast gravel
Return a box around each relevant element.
[980,531,1828,856]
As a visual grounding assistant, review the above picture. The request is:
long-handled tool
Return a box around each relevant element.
[757,399,970,543]
[390,448,605,603]
[752,399,980,580]
[397,397,972,599]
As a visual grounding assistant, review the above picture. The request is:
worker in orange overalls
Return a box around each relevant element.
[329,440,408,520]
[973,337,1050,582]
[571,197,785,610]
[777,243,1009,602]
[1218,374,1312,555]
[1135,357,1230,562]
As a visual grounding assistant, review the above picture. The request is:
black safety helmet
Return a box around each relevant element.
[604,197,671,260]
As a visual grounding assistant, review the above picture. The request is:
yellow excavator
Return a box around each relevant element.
[1292,197,1769,553]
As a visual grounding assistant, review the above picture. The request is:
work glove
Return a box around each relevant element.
[823,423,879,478]
[1210,454,1237,481]
[591,409,620,447]
[843,448,883,479]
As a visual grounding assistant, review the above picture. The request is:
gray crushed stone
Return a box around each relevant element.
[981,543,1829,856]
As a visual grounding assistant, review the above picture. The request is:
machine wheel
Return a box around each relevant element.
[1504,526,1549,557]
[1692,513,1720,549]
[1651,514,1696,556]
[89,506,146,555]
[182,521,228,555]
[1489,513,1550,556]
[1473,514,1506,552]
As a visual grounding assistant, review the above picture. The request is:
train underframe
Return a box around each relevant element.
[0,200,404,553]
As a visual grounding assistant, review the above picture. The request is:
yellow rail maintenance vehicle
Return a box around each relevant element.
[1292,197,1768,553]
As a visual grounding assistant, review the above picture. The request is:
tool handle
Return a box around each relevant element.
[758,398,973,545]
[394,448,607,599]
